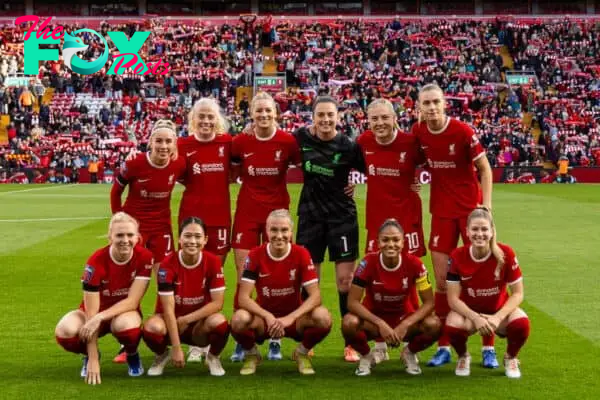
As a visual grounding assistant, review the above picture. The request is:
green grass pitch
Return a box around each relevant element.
[1,183,599,399]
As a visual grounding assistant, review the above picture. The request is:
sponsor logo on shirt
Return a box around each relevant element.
[304,160,334,177]
[262,287,270,297]
[192,162,225,175]
[139,189,170,199]
[248,165,279,176]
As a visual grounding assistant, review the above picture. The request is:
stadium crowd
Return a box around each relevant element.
[1,16,599,182]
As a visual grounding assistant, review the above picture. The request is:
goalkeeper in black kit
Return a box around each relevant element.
[294,96,366,362]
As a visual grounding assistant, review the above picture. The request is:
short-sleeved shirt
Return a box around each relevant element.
[156,250,225,317]
[178,134,232,227]
[116,153,187,233]
[447,243,522,314]
[295,127,365,220]
[80,244,154,311]
[352,252,431,317]
[412,119,485,218]
[241,243,319,317]
[231,130,301,223]
[357,130,423,232]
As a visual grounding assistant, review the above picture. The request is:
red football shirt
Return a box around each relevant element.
[80,244,154,311]
[241,243,319,318]
[231,130,301,223]
[156,250,225,317]
[178,134,232,227]
[353,252,430,317]
[447,243,522,314]
[116,153,186,233]
[357,130,423,232]
[412,119,485,218]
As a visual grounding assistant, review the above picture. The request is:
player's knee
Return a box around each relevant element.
[143,316,166,335]
[342,313,360,334]
[111,311,141,332]
[508,308,528,323]
[206,313,227,329]
[55,321,80,338]
[336,275,353,291]
[445,311,466,329]
[231,310,252,332]
[311,307,332,330]
[422,314,442,336]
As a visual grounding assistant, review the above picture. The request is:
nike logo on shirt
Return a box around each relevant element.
[244,153,254,158]
[186,151,197,157]
[138,178,151,183]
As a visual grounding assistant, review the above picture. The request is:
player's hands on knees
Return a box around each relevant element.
[80,315,103,341]
[377,320,400,347]
[266,313,284,338]
[474,314,494,336]
[482,314,501,332]
[278,315,295,329]
[394,320,411,343]
[85,358,101,385]
[171,345,185,368]
[344,183,356,198]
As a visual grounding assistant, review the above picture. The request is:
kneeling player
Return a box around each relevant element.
[142,217,229,376]
[55,212,153,385]
[231,210,332,375]
[342,219,440,376]
[445,208,530,378]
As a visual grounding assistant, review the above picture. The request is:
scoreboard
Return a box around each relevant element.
[254,75,286,95]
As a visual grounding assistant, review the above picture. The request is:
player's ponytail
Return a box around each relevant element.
[468,207,505,279]
[149,119,179,160]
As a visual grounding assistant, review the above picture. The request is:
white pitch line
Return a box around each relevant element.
[0,185,79,196]
[0,216,110,222]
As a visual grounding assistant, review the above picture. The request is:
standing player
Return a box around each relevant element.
[230,92,301,362]
[342,219,440,376]
[178,97,233,265]
[55,212,153,385]
[178,98,233,363]
[411,84,496,368]
[445,208,530,378]
[142,217,229,377]
[295,95,366,362]
[110,119,186,364]
[357,99,426,361]
[110,119,186,263]
[231,210,332,375]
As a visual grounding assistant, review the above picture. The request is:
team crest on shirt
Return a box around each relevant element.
[275,150,282,161]
[289,269,296,281]
[449,144,456,155]
[219,146,225,157]
[432,235,440,248]
[237,233,244,244]
[356,260,367,275]
[399,152,406,163]
[158,269,168,283]
[402,277,408,289]
[83,265,94,283]
[169,174,175,185]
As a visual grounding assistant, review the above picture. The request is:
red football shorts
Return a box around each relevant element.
[231,218,267,250]
[141,230,174,262]
[202,226,231,256]
[428,215,470,254]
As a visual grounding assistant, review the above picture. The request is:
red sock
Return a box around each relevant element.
[56,336,87,355]
[208,321,230,356]
[408,333,436,353]
[435,292,451,346]
[231,329,256,351]
[346,330,370,356]
[301,326,331,350]
[142,329,168,355]
[375,337,385,344]
[482,334,495,347]
[445,326,470,357]
[506,317,530,358]
[113,327,142,354]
